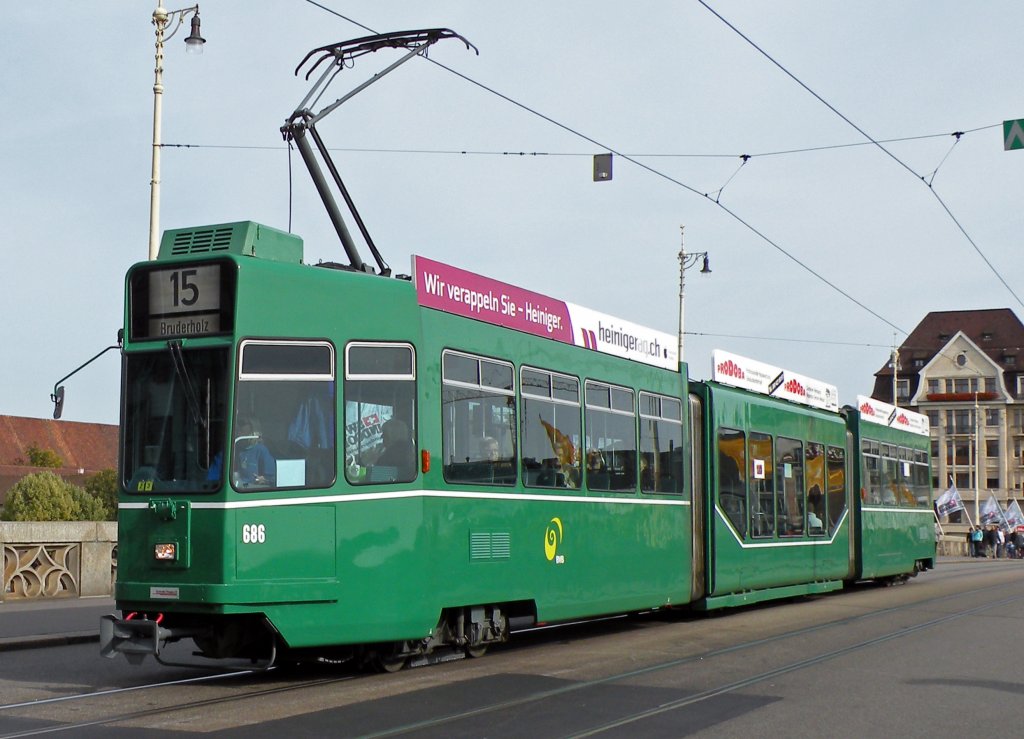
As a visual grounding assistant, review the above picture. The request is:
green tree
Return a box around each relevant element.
[2,472,76,521]
[25,444,63,468]
[84,468,118,521]
[70,485,108,521]
[1,471,111,522]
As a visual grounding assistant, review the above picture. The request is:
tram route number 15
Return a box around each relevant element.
[169,269,201,308]
[241,524,266,544]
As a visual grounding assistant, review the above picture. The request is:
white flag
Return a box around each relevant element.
[935,485,964,517]
[980,494,1007,527]
[1005,500,1024,530]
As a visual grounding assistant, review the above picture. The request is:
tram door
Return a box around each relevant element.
[688,394,706,601]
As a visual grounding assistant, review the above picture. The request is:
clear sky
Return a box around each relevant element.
[3,2,1023,426]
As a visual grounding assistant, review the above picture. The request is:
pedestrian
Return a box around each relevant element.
[972,526,984,557]
[985,526,998,559]
[997,527,1006,558]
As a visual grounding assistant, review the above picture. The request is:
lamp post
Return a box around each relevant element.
[677,225,711,363]
[149,3,205,260]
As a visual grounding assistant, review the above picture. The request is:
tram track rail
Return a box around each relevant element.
[362,569,1024,737]
[0,562,1019,737]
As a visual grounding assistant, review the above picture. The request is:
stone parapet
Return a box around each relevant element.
[0,522,117,602]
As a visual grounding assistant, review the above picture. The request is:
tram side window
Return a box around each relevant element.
[806,442,826,535]
[522,368,580,489]
[233,341,336,491]
[776,437,804,536]
[827,445,846,533]
[913,450,931,508]
[896,447,917,507]
[585,382,636,492]
[718,428,746,538]
[639,393,685,496]
[343,343,417,485]
[862,440,881,504]
[441,351,516,486]
[881,443,899,506]
[748,432,774,538]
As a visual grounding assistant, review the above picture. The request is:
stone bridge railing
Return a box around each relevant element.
[0,522,116,603]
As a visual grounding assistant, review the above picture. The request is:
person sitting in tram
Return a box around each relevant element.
[233,418,276,487]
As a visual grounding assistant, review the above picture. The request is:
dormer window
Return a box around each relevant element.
[982,332,993,341]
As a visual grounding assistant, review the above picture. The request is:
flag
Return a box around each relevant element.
[1005,500,1024,530]
[934,485,964,517]
[980,493,1008,527]
[539,417,578,469]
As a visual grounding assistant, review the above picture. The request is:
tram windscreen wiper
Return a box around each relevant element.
[167,340,206,431]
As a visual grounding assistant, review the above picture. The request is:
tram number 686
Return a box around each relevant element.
[241,524,266,544]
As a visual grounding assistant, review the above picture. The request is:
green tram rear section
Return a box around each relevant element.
[104,221,934,667]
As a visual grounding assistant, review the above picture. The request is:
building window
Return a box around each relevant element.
[986,409,1000,427]
[927,379,940,395]
[954,409,973,433]
[896,378,911,401]
[1005,355,1017,367]
[1016,376,1024,398]
[926,410,939,428]
[986,439,999,458]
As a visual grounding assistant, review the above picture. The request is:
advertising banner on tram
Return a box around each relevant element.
[856,395,930,436]
[412,255,678,371]
[711,349,839,412]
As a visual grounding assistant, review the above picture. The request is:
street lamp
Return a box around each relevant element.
[677,225,711,363]
[149,3,206,260]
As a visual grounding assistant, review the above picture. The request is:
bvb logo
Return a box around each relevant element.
[544,517,564,563]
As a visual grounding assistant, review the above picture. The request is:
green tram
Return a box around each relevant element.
[98,30,933,669]
[99,221,934,669]
[696,368,934,612]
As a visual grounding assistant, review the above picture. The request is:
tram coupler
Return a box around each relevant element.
[100,614,177,664]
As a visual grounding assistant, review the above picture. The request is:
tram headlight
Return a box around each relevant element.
[154,542,178,561]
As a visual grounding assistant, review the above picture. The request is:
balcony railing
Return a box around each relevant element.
[926,392,998,402]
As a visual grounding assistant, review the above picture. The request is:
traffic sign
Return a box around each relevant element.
[1004,119,1024,150]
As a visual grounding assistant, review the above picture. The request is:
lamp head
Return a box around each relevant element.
[184,13,205,54]
[700,254,712,274]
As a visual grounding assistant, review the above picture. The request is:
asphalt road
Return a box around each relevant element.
[0,557,1019,737]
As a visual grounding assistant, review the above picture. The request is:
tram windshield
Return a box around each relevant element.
[122,347,229,494]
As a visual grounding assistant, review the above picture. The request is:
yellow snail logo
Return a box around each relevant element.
[544,517,564,563]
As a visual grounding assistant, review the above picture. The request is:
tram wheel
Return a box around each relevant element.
[465,644,488,659]
[376,655,407,673]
